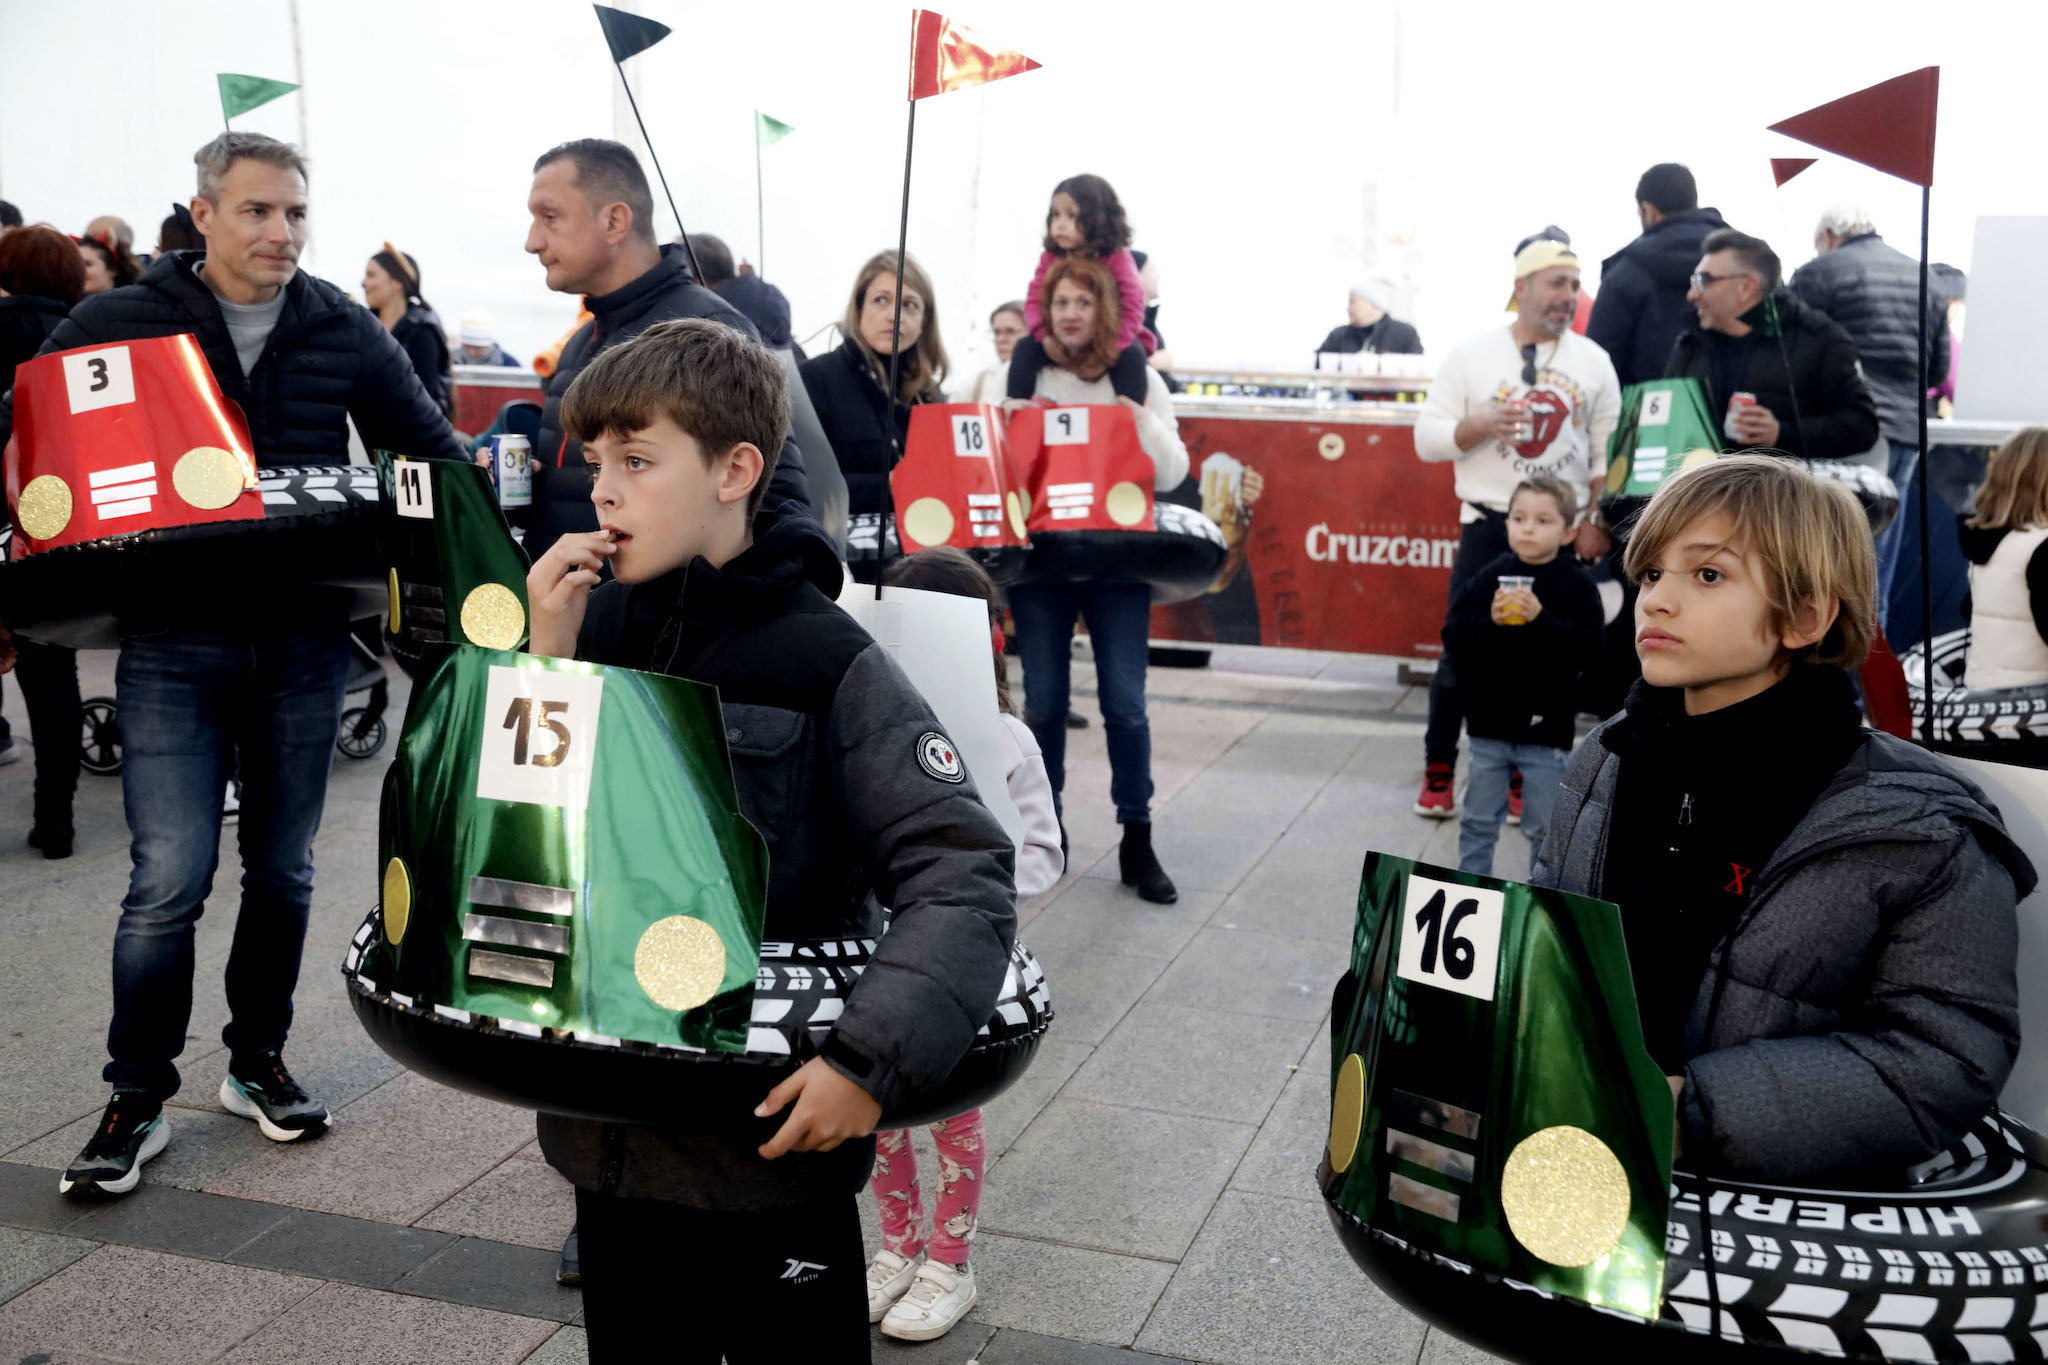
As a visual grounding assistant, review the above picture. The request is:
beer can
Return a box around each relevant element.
[1724,391,1758,442]
[490,433,533,509]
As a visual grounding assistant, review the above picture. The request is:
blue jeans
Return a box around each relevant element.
[106,630,351,1100]
[1873,440,1920,630]
[1458,738,1567,875]
[1009,580,1155,824]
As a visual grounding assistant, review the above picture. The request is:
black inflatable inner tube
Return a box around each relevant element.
[0,464,382,640]
[1010,502,1228,604]
[843,512,1031,585]
[343,908,1053,1131]
[1603,459,1899,539]
[1902,628,2048,766]
[1327,1111,2048,1364]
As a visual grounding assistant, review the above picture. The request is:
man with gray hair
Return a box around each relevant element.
[1792,204,1949,619]
[0,130,465,1200]
[1316,278,1422,359]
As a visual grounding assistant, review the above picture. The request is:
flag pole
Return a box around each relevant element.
[1916,182,1933,743]
[610,55,704,284]
[755,112,766,279]
[881,96,917,565]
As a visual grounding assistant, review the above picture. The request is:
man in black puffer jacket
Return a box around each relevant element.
[1791,205,1951,616]
[1587,164,1729,388]
[6,133,466,1202]
[1665,228,1878,461]
[523,139,808,564]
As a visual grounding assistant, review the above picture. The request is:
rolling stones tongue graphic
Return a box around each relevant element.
[1513,388,1571,460]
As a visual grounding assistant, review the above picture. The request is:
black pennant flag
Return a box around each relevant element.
[593,4,670,63]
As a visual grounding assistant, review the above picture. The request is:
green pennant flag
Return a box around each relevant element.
[592,4,670,63]
[755,111,794,147]
[217,73,300,124]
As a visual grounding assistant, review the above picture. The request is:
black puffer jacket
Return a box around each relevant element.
[539,498,1017,1211]
[391,303,453,419]
[1587,206,1728,388]
[711,273,793,349]
[529,245,810,564]
[1315,317,1424,357]
[0,250,465,464]
[1790,232,1950,445]
[0,294,69,394]
[1664,290,1880,460]
[798,337,938,520]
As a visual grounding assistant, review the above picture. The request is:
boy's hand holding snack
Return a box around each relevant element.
[526,530,616,658]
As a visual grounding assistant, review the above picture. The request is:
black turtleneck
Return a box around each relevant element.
[1598,664,1865,1070]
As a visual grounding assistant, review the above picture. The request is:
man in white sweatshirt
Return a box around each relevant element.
[1410,240,1621,817]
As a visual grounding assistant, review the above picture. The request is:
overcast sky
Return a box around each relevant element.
[3,0,2041,381]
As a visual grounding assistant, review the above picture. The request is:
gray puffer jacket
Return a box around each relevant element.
[1790,232,1949,446]
[1533,725,2032,1185]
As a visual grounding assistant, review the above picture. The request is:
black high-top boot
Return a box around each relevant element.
[1118,822,1177,904]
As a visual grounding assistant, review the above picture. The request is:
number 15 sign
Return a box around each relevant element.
[476,664,606,811]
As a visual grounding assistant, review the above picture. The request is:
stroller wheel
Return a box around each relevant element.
[337,707,388,760]
[80,697,121,775]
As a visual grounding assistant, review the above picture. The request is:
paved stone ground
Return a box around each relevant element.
[0,645,1526,1364]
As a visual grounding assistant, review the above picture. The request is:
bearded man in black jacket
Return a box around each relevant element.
[522,139,808,564]
[1,132,469,1200]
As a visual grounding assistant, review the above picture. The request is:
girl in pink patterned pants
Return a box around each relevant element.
[871,1109,986,1267]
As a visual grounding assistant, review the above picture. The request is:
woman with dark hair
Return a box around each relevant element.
[799,250,951,577]
[362,243,453,417]
[77,232,141,295]
[155,203,202,255]
[0,225,89,856]
[1003,256,1189,903]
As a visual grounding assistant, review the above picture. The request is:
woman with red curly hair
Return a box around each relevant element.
[1003,255,1188,903]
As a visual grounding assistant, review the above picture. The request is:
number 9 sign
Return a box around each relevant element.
[1394,873,1504,1001]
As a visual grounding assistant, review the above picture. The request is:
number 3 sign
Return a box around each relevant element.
[476,665,605,811]
[1394,874,1504,1001]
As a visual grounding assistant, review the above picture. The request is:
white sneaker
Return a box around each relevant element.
[880,1260,977,1342]
[866,1248,922,1323]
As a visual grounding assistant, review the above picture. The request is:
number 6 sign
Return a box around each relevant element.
[476,664,605,811]
[1394,874,1504,1001]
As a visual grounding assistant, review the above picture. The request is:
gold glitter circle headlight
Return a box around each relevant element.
[1318,432,1346,461]
[387,568,402,635]
[1328,1053,1367,1175]
[1104,481,1147,528]
[1005,490,1027,538]
[382,858,412,945]
[1501,1125,1631,1267]
[460,582,525,651]
[635,916,727,1012]
[902,496,955,549]
[1681,448,1719,470]
[172,446,246,510]
[16,475,73,542]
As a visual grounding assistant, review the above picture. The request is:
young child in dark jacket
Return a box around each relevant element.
[524,318,1017,1362]
[1444,472,1604,874]
[1533,454,2033,1185]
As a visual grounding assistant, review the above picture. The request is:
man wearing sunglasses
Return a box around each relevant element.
[1412,239,1621,819]
[1665,228,1876,461]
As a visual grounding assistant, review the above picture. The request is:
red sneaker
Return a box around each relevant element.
[1506,770,1524,826]
[1414,762,1456,818]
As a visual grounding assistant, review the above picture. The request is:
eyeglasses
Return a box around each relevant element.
[1689,271,1753,291]
[1520,343,1538,387]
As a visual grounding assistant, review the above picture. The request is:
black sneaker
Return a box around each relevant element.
[221,1050,329,1142]
[61,1094,169,1198]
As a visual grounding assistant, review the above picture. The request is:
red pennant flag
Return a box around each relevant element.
[1768,66,1939,188]
[907,10,1040,101]
[1770,157,1817,187]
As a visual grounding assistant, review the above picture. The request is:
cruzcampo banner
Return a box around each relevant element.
[360,643,769,1054]
[1321,852,1673,1319]
[378,452,532,667]
[1604,378,1721,499]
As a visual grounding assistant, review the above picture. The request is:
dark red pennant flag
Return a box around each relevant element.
[907,10,1040,101]
[1768,66,1938,188]
[1770,157,1817,187]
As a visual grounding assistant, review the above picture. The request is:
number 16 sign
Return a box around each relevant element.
[1394,873,1504,1002]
